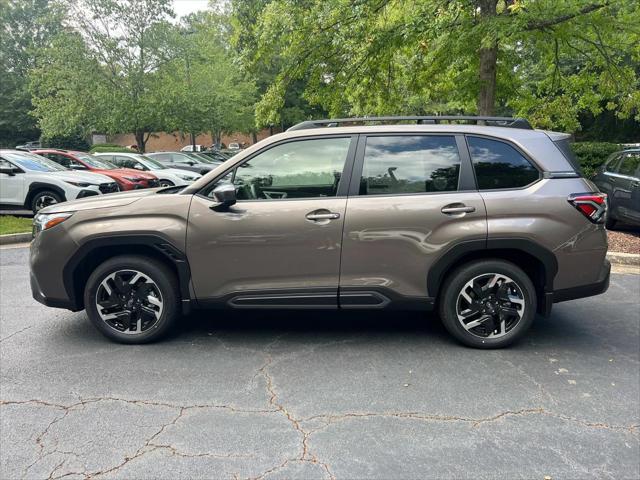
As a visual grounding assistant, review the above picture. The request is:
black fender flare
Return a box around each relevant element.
[62,234,192,312]
[427,237,558,297]
[25,182,67,208]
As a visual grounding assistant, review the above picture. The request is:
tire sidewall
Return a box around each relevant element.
[439,260,537,349]
[84,256,179,344]
[31,190,62,214]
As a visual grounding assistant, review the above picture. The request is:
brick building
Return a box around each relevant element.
[102,129,277,152]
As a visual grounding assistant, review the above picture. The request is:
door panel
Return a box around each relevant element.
[340,134,486,300]
[187,195,346,302]
[0,161,25,204]
[340,193,487,299]
[186,135,356,303]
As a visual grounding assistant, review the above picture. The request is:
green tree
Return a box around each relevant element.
[230,0,326,129]
[242,0,639,132]
[157,11,258,147]
[29,0,176,152]
[0,0,65,146]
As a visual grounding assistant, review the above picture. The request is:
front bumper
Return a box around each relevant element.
[30,270,78,310]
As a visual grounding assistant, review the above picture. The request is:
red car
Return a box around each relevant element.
[34,149,160,191]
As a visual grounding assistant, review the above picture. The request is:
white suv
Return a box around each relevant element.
[94,152,201,186]
[0,150,118,213]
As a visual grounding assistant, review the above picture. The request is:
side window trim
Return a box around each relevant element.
[197,134,359,201]
[348,133,472,197]
[465,134,542,191]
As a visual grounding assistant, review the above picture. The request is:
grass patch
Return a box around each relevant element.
[0,216,32,235]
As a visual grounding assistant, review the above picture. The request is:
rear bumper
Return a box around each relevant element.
[553,259,611,304]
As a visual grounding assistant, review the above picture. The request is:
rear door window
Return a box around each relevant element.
[619,153,640,178]
[467,137,539,189]
[359,135,461,195]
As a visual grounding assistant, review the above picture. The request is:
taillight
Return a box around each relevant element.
[567,192,607,223]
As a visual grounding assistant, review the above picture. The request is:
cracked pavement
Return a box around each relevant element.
[1,246,639,479]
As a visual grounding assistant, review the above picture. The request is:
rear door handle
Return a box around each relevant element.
[441,204,476,215]
[306,212,341,221]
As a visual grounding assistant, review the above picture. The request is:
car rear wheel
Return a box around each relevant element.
[439,259,536,349]
[84,255,180,343]
[31,190,62,213]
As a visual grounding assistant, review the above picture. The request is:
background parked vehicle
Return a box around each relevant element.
[35,149,160,191]
[94,152,201,186]
[198,150,231,162]
[15,141,42,151]
[0,149,117,213]
[180,145,206,152]
[146,151,221,175]
[594,148,640,228]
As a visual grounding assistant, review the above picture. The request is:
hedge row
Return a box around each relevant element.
[570,141,622,179]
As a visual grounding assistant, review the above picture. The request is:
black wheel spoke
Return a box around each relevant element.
[457,273,525,339]
[96,270,163,335]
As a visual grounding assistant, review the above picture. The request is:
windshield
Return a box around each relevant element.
[73,152,117,169]
[1,151,68,172]
[187,153,220,164]
[137,155,167,170]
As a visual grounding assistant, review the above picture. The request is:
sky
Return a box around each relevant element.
[172,0,210,19]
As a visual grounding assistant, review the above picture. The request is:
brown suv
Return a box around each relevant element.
[29,117,610,348]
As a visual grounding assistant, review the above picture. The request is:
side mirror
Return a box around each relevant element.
[133,164,144,170]
[211,183,236,210]
[0,166,18,176]
[70,164,86,170]
[187,161,196,166]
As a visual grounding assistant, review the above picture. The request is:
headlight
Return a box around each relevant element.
[65,181,93,187]
[33,212,73,234]
[176,173,195,181]
[123,176,140,182]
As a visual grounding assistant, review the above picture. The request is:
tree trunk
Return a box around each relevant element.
[190,132,196,150]
[251,131,258,144]
[477,0,498,116]
[135,130,146,153]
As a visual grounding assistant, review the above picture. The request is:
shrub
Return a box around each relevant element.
[41,132,90,151]
[571,142,622,179]
[89,144,134,153]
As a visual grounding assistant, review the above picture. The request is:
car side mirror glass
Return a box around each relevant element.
[70,164,86,170]
[211,183,236,209]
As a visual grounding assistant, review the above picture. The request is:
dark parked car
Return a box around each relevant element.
[146,152,221,175]
[594,149,640,229]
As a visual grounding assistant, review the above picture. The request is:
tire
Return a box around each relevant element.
[605,213,617,230]
[159,179,174,187]
[438,259,537,349]
[31,190,62,214]
[83,255,180,344]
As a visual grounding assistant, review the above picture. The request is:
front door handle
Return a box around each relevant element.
[306,212,341,221]
[441,204,476,215]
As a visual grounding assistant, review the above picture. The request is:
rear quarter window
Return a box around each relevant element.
[467,137,539,190]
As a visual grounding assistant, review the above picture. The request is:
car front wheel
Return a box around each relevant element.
[439,259,536,349]
[84,255,180,343]
[31,190,62,213]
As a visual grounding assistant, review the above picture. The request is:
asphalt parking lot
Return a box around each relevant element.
[1,245,639,480]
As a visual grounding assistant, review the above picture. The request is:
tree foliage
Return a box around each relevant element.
[27,0,257,151]
[236,0,639,133]
[0,0,65,146]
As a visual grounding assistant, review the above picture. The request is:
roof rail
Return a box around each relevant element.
[287,116,532,131]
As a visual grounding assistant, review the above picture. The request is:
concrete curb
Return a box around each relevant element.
[0,232,32,245]
[607,251,640,266]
